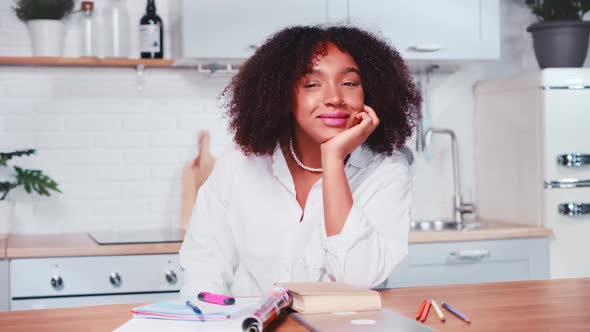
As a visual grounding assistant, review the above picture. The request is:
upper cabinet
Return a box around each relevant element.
[347,0,500,60]
[179,0,330,59]
[176,0,499,61]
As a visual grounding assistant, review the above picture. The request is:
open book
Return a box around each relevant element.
[275,282,382,314]
[118,288,292,332]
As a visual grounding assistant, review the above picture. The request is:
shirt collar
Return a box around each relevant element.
[270,144,295,193]
[346,144,373,168]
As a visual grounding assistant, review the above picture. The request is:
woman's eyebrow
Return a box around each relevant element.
[341,67,361,75]
[305,67,361,75]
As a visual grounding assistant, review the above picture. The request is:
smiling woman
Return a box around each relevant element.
[179,25,422,297]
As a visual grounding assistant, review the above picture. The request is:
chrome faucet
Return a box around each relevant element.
[414,65,475,227]
[421,127,476,225]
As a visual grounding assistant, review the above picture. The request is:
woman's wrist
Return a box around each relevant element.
[320,144,347,164]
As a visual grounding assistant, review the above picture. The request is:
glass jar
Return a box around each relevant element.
[103,0,130,58]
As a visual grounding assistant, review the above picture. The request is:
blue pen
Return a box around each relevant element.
[441,301,471,323]
[185,300,202,314]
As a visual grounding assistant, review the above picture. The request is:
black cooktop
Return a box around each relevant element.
[89,229,185,245]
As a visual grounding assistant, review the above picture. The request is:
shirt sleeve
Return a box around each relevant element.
[179,148,238,297]
[320,156,412,288]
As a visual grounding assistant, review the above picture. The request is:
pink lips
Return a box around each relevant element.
[318,112,349,127]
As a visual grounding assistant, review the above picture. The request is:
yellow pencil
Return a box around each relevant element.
[431,299,446,322]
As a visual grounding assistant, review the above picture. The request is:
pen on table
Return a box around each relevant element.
[185,300,202,314]
[416,299,427,320]
[419,299,432,323]
[441,301,471,324]
[430,299,446,322]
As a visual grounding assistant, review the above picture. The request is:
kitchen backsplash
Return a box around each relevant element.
[0,0,587,234]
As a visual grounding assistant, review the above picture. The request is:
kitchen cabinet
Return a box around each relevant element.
[9,254,182,310]
[178,0,331,59]
[0,260,7,311]
[347,0,500,60]
[386,238,549,287]
[176,0,499,61]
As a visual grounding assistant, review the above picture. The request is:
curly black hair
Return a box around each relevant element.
[222,25,422,156]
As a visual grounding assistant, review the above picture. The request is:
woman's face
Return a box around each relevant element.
[292,42,365,144]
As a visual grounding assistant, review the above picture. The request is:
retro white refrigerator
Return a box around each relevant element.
[474,68,590,278]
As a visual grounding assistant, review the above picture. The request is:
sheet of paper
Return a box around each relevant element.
[113,317,244,332]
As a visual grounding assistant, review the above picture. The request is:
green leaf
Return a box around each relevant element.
[14,166,61,197]
[0,181,18,200]
[13,0,75,22]
[525,0,590,21]
[0,149,36,166]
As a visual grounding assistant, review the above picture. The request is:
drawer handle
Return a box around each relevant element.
[559,203,590,217]
[557,153,590,167]
[50,275,63,289]
[165,270,178,284]
[449,249,490,261]
[109,272,122,287]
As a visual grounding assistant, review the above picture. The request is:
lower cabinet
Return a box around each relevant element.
[387,237,549,288]
[0,260,8,311]
[3,238,550,310]
[9,254,182,311]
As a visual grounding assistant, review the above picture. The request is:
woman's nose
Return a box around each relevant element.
[323,85,344,107]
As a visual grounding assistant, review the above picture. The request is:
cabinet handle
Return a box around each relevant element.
[557,153,590,167]
[165,270,178,284]
[449,249,490,261]
[50,275,63,289]
[109,272,122,287]
[559,203,590,217]
[406,44,444,52]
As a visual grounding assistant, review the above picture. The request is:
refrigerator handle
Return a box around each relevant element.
[559,203,590,217]
[557,153,590,167]
[545,179,590,189]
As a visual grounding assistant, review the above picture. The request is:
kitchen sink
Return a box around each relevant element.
[410,220,485,231]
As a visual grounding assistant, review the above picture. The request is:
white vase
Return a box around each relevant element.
[26,20,65,57]
[0,200,15,235]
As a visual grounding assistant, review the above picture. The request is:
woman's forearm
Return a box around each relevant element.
[321,150,353,237]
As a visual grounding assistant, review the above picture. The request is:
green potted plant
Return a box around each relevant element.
[0,149,61,234]
[526,0,590,68]
[13,0,75,56]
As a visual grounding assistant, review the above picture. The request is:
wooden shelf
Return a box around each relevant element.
[0,56,175,68]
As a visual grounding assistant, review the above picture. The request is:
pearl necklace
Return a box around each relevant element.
[289,138,323,173]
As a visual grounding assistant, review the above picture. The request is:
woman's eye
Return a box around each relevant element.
[303,83,319,88]
[343,82,359,87]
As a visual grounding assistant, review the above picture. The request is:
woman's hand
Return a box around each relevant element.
[321,105,380,161]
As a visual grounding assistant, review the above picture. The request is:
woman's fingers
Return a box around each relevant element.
[363,105,380,128]
[198,130,211,156]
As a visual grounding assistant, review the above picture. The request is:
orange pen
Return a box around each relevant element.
[419,299,432,322]
[416,299,427,320]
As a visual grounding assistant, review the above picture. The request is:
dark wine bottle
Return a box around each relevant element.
[139,0,163,58]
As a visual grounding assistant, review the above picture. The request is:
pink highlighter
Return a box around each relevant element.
[197,291,236,305]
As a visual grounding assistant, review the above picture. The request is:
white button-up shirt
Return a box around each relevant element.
[179,143,411,297]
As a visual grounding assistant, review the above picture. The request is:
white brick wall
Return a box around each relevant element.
[0,1,233,234]
[0,67,232,234]
[1,1,587,233]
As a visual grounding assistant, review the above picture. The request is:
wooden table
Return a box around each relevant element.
[1,278,588,331]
